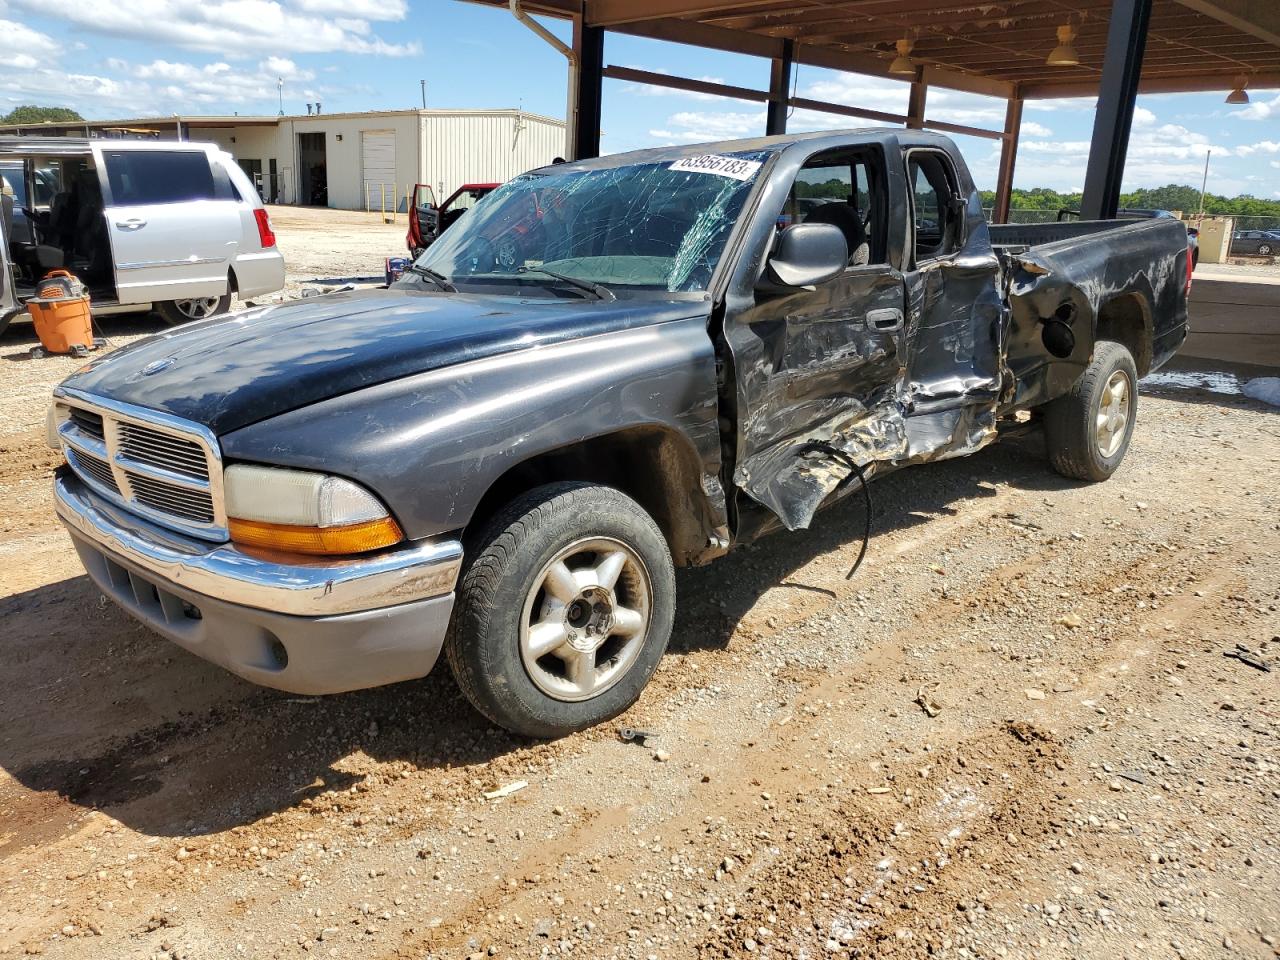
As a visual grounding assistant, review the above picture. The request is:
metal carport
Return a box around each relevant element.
[482,0,1280,221]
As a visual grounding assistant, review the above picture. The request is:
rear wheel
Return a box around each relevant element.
[155,293,232,326]
[446,482,675,738]
[1044,339,1138,482]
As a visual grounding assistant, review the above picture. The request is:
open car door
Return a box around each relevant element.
[407,183,438,257]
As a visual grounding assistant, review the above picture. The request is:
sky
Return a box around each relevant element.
[1,0,1278,198]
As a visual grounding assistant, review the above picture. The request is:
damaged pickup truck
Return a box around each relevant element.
[50,131,1190,737]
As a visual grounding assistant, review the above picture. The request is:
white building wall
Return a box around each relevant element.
[419,111,564,200]
[195,109,565,211]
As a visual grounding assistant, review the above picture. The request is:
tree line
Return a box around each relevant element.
[978,185,1280,222]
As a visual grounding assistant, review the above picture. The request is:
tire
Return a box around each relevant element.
[1259,244,1273,256]
[155,293,232,326]
[1044,340,1138,482]
[446,482,676,738]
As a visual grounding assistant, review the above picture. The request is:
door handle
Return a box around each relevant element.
[868,308,903,330]
[115,218,147,230]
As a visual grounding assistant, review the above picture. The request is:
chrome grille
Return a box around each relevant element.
[118,423,209,481]
[55,391,226,542]
[69,448,120,494]
[128,474,216,523]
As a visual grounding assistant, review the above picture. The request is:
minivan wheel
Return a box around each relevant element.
[1044,339,1138,482]
[156,294,232,325]
[446,482,675,738]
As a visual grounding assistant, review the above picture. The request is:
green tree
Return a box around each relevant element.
[1,105,84,125]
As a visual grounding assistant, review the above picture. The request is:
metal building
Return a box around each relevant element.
[0,108,566,212]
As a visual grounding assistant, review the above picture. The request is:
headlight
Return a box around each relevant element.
[223,464,403,555]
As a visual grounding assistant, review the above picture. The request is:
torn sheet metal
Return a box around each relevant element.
[729,192,1006,531]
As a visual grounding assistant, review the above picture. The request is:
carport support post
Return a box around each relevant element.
[994,96,1023,224]
[906,74,927,130]
[766,38,794,136]
[1080,0,1152,220]
[573,19,604,160]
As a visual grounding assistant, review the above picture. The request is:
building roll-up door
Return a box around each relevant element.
[361,130,396,213]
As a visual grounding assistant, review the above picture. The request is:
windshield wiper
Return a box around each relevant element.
[516,265,615,301]
[409,264,456,292]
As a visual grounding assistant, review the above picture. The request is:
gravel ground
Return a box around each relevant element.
[1,215,1277,959]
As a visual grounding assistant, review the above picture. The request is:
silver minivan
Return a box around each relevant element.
[1,137,285,332]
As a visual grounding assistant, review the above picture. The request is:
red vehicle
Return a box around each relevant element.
[407,182,499,257]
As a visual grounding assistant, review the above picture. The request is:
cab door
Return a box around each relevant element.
[95,145,241,305]
[721,142,910,531]
[899,147,1004,450]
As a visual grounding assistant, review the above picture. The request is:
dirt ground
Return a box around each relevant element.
[1,213,1278,959]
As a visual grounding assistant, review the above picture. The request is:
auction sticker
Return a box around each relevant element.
[669,154,762,181]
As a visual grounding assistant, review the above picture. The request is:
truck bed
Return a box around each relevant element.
[988,218,1150,254]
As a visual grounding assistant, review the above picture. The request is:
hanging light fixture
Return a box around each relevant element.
[1046,24,1080,66]
[889,38,915,76]
[1225,75,1250,104]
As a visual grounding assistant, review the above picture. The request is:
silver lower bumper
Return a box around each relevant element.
[54,469,461,616]
[54,470,463,694]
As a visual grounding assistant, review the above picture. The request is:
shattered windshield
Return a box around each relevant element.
[415,150,770,295]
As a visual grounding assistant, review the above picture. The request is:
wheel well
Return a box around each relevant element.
[465,427,719,567]
[227,268,239,295]
[1095,294,1152,376]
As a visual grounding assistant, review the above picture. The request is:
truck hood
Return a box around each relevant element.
[60,288,703,435]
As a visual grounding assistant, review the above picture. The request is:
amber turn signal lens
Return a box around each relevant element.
[228,516,403,555]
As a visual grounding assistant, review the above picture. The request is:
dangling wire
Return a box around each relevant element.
[800,440,873,580]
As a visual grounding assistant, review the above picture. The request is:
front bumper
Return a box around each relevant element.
[54,469,463,695]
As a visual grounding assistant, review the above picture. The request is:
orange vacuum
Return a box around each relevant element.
[28,270,97,358]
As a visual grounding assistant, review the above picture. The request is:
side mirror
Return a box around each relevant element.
[758,223,848,292]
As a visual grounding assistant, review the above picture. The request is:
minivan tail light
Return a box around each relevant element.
[1185,244,1194,296]
[253,208,276,248]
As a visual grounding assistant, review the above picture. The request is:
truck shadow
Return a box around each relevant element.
[0,431,1072,842]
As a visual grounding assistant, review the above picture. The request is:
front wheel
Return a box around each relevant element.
[1044,339,1138,482]
[155,293,232,326]
[1259,243,1273,256]
[446,482,675,738]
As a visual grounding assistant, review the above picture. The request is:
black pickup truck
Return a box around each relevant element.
[49,131,1191,737]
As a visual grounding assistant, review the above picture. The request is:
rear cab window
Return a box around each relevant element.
[103,150,220,205]
[906,149,963,263]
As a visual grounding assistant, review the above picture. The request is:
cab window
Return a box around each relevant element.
[907,150,962,262]
[780,147,887,266]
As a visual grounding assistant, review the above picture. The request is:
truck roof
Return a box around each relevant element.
[530,128,963,176]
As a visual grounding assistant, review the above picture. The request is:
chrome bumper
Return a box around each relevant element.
[54,469,462,616]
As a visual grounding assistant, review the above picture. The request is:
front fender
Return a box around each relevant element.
[219,317,721,541]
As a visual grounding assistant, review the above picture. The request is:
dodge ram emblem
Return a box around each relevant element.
[142,358,176,376]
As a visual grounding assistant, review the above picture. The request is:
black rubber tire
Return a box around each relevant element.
[445,482,676,738]
[1044,340,1138,482]
[154,293,232,326]
[1259,244,1273,256]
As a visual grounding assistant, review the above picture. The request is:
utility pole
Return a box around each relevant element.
[420,80,427,109]
[1197,149,1211,223]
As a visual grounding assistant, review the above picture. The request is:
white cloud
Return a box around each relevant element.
[7,0,419,58]
[1021,121,1053,137]
[1232,89,1280,121]
[1237,140,1280,156]
[1133,106,1156,127]
[0,17,58,68]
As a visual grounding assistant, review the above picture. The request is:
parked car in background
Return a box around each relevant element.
[1230,230,1280,256]
[1,137,284,333]
[49,130,1190,737]
[407,181,498,257]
